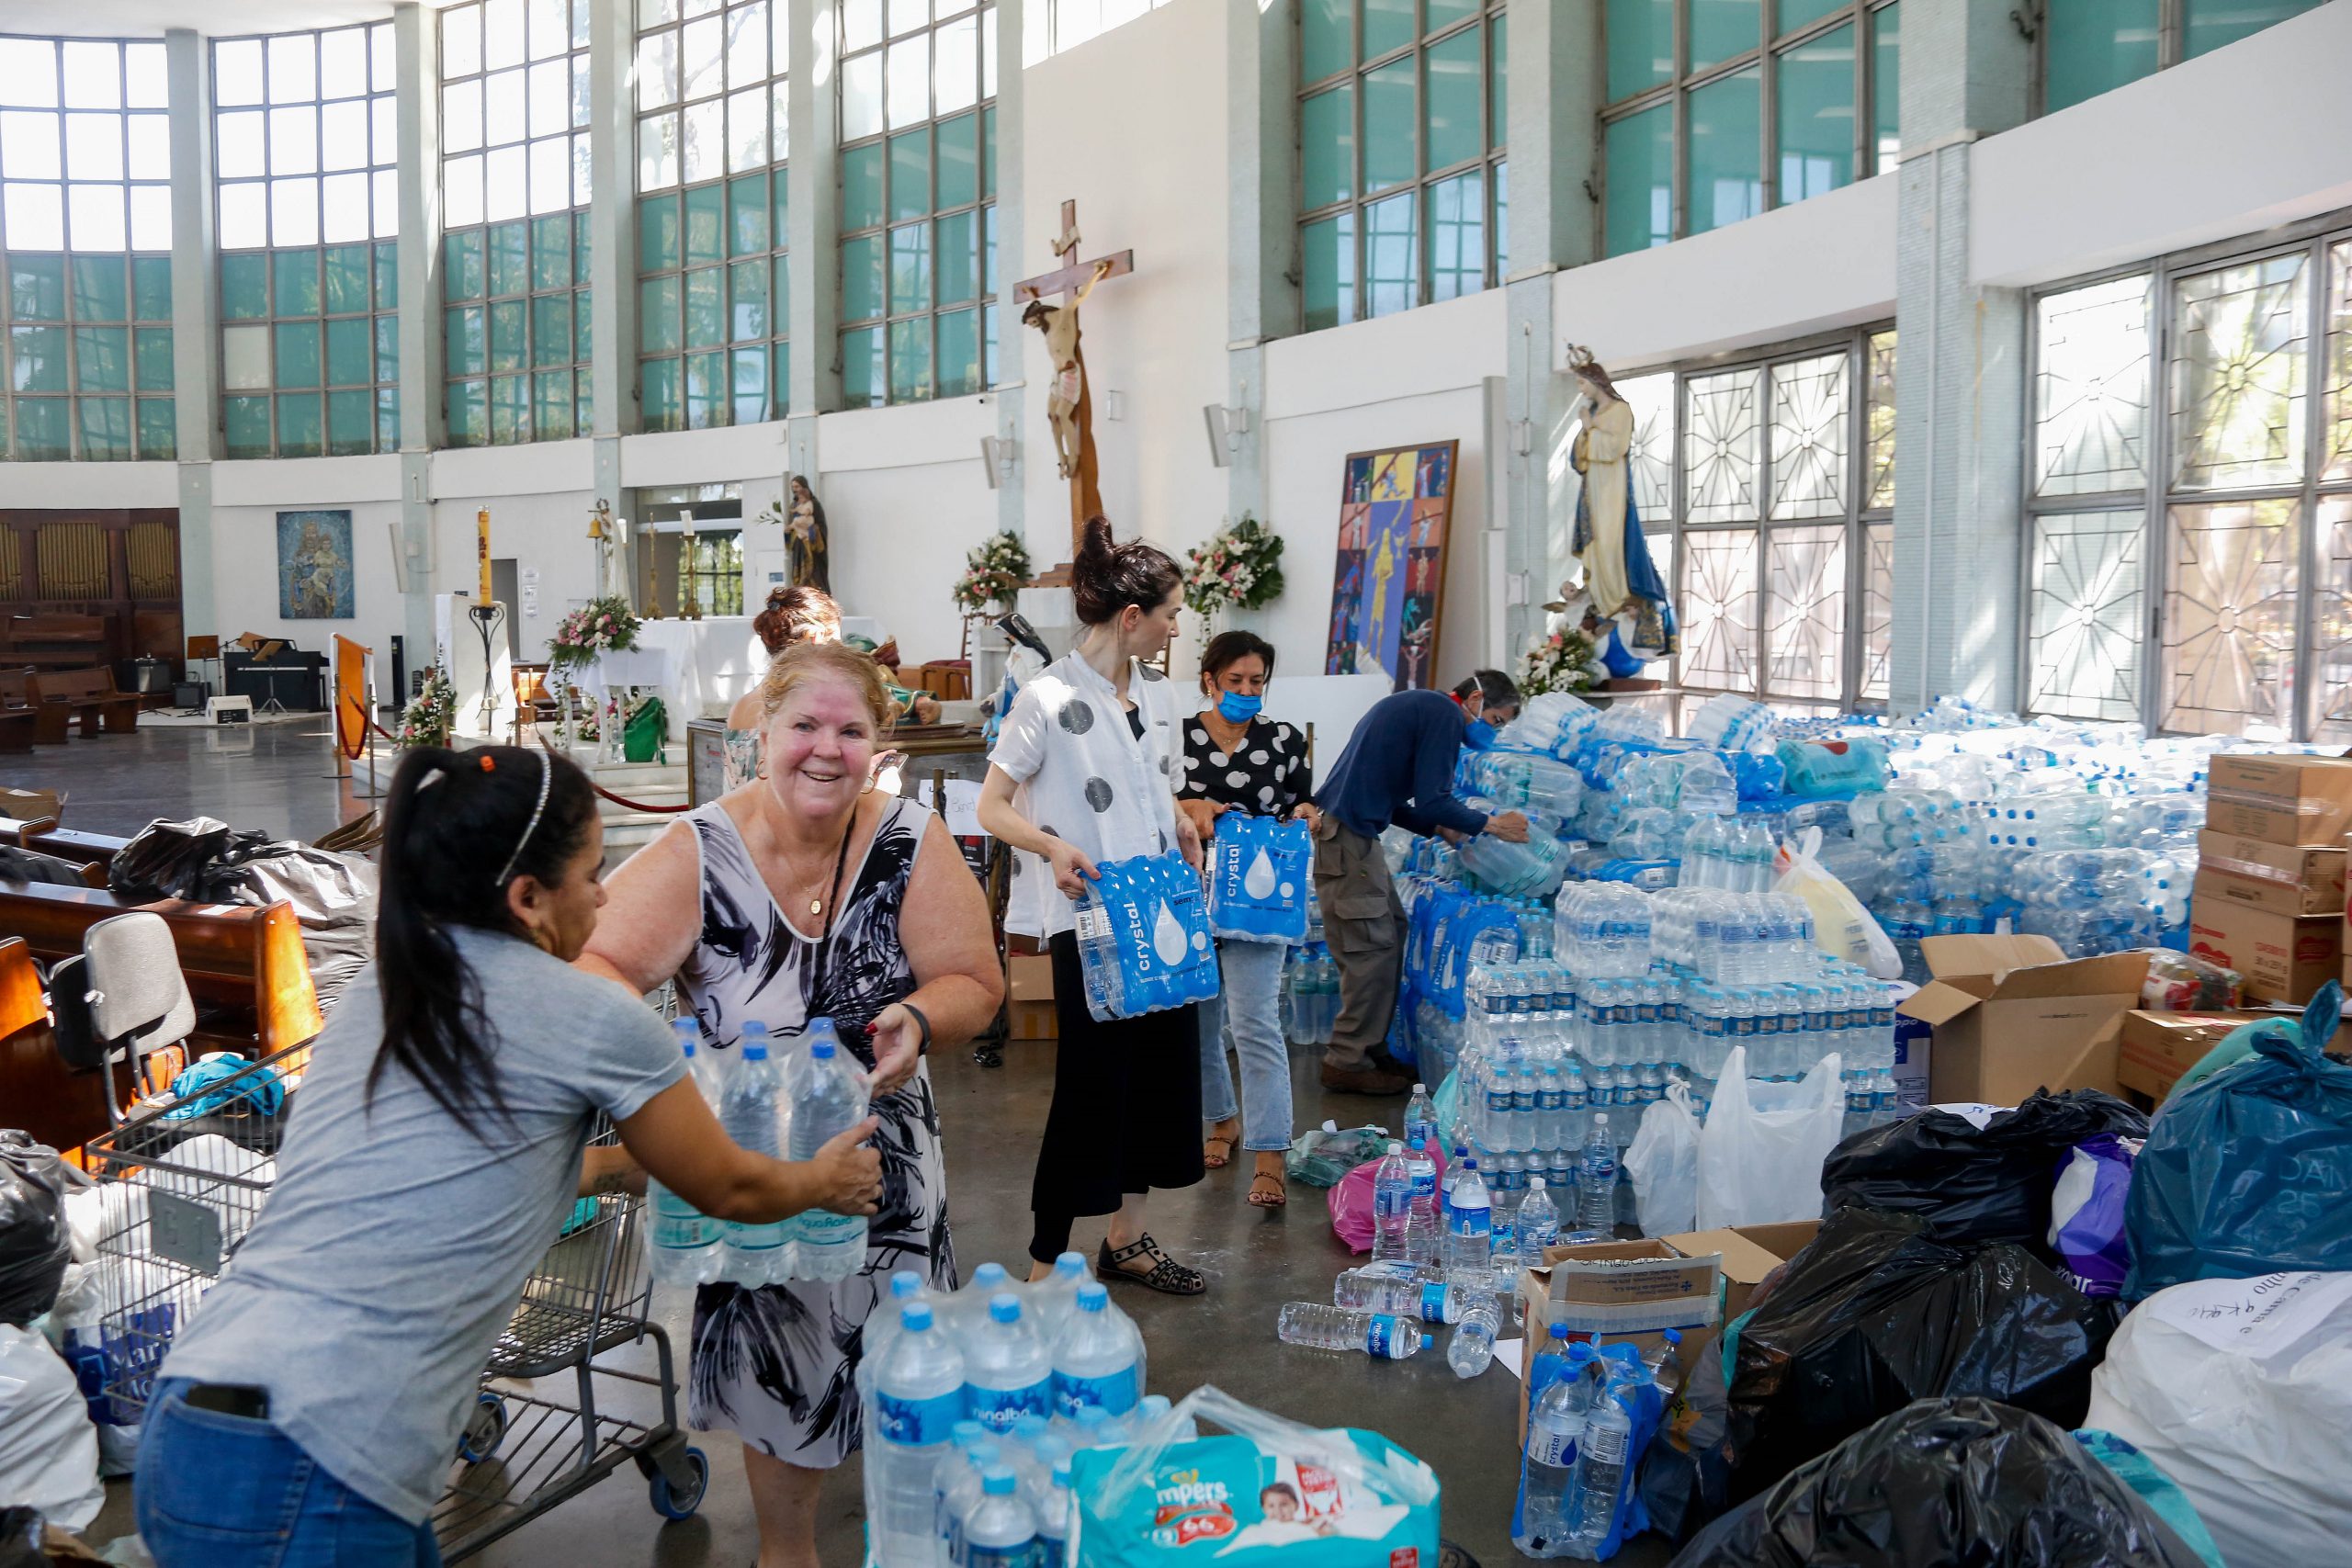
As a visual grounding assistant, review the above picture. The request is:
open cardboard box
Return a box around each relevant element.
[2115,1005,2352,1106]
[1896,934,2147,1104]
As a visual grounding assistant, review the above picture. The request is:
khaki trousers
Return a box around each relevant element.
[1311,816,1405,1072]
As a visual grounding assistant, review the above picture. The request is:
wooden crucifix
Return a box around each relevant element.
[1014,200,1134,559]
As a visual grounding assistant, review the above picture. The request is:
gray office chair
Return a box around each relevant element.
[79,911,198,1125]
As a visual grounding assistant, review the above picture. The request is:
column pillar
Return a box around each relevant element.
[394,3,441,667]
[786,0,838,419]
[1219,0,1295,539]
[164,29,220,640]
[989,0,1025,545]
[1887,0,2032,713]
[590,0,637,437]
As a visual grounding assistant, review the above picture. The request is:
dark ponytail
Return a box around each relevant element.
[371,744,598,1140]
[1071,514,1182,627]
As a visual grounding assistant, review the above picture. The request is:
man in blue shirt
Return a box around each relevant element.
[1310,672,1529,1094]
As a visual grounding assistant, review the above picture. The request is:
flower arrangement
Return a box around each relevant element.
[1515,626,1601,696]
[548,594,640,671]
[1182,514,1284,618]
[952,530,1032,613]
[395,666,457,749]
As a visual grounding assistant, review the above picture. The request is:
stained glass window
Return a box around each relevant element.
[1860,521,1893,700]
[1683,367,1760,524]
[1767,351,1846,519]
[2162,498,2300,738]
[1763,524,1846,698]
[1621,371,1675,522]
[2317,494,2352,743]
[1681,528,1760,693]
[1865,328,1896,509]
[2034,274,2151,498]
[2029,510,2145,721]
[2171,252,2306,491]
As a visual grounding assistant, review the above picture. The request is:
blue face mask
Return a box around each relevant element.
[1216,691,1263,723]
[1463,718,1498,751]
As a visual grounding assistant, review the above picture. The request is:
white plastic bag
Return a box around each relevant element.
[2084,1270,2352,1568]
[1774,827,1900,979]
[1694,1045,1845,1229]
[1624,1082,1702,1236]
[0,1321,102,1530]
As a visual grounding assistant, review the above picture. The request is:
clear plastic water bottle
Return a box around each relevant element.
[1028,1251,1092,1342]
[857,1270,931,1396]
[1274,1303,1430,1359]
[943,1438,1001,1564]
[868,1303,967,1567]
[1517,1175,1561,1261]
[1035,1459,1073,1568]
[1049,1282,1143,1418]
[786,1018,870,1282]
[1566,1384,1634,1556]
[1515,1328,1596,1559]
[1403,1137,1441,1269]
[1404,1082,1437,1148]
[1370,1140,1411,1266]
[1577,1115,1617,1235]
[1653,1326,1686,1392]
[965,1293,1053,1435]
[1444,1159,1492,1286]
[1333,1264,1467,1323]
[1446,1292,1501,1378]
[718,1025,790,1282]
[648,1019,724,1286]
[963,1466,1039,1568]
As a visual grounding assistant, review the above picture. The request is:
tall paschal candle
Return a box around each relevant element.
[477,508,492,604]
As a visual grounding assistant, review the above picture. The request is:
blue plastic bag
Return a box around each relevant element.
[1206,815,1312,943]
[2074,1429,2227,1568]
[2123,979,2352,1300]
[1511,1341,1665,1560]
[1072,852,1221,1021]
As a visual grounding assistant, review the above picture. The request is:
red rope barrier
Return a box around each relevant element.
[588,780,694,814]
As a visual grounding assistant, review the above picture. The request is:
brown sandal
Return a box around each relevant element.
[1248,1163,1287,1208]
[1203,1120,1239,1169]
[1099,1234,1206,1296]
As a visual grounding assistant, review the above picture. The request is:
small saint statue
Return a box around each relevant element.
[786,474,831,592]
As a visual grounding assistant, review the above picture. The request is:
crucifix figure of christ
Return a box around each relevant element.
[1014,200,1134,558]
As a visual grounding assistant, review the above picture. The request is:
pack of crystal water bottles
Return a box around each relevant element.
[1206,814,1313,942]
[1071,852,1221,1021]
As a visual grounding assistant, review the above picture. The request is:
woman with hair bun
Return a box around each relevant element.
[978,514,1212,1295]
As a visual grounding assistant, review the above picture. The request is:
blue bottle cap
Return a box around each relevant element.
[1012,1415,1050,1440]
[1548,1323,1568,1340]
[1663,1327,1683,1345]
[1073,1406,1110,1429]
[900,1302,933,1331]
[1052,1461,1072,1485]
[1055,1252,1088,1278]
[891,1269,923,1299]
[989,1293,1023,1324]
[953,1419,987,1446]
[974,1262,1009,1288]
[982,1467,1017,1495]
[1075,1281,1107,1311]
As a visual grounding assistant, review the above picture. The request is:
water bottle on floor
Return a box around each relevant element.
[1050,1282,1143,1419]
[718,1025,790,1282]
[966,1293,1053,1435]
[963,1467,1039,1568]
[1333,1264,1467,1323]
[1444,1159,1492,1287]
[1515,1328,1596,1559]
[1576,1116,1617,1235]
[1275,1303,1430,1359]
[1405,1082,1438,1147]
[1370,1141,1411,1266]
[1404,1137,1441,1270]
[1565,1384,1634,1557]
[1446,1292,1501,1378]
[1517,1176,1560,1262]
[785,1018,870,1282]
[868,1303,967,1568]
[648,1019,724,1286]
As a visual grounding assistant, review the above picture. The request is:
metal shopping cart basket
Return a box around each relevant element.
[81,1046,709,1559]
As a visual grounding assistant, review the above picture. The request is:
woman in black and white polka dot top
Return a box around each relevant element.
[1176,630,1317,1207]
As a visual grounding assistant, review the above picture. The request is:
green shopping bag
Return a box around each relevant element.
[623,696,668,763]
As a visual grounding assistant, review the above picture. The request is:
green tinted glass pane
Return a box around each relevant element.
[376,243,397,309]
[888,223,931,315]
[447,378,487,446]
[1364,61,1415,194]
[134,327,172,390]
[532,214,571,289]
[1691,0,1763,71]
[1777,23,1854,205]
[488,221,529,296]
[1364,189,1416,317]
[639,194,682,273]
[447,305,485,375]
[132,256,172,319]
[10,326,64,391]
[684,350,724,427]
[1608,0,1673,99]
[1300,0,1349,82]
[842,143,885,232]
[275,321,321,388]
[890,128,933,224]
[1873,1,1900,171]
[1300,85,1354,210]
[274,249,322,317]
[137,398,174,458]
[2185,0,2323,58]
[1490,12,1508,148]
[220,253,268,320]
[489,299,526,371]
[640,276,682,353]
[936,307,979,398]
[315,247,363,316]
[574,285,591,359]
[935,209,978,306]
[1429,0,1477,31]
[77,397,130,460]
[841,324,882,407]
[1363,0,1413,59]
[575,211,592,284]
[1778,0,1844,33]
[981,105,996,198]
[1426,26,1482,172]
[326,388,374,456]
[377,387,398,451]
[772,167,788,244]
[1429,169,1484,302]
[774,254,790,324]
[533,293,571,367]
[224,394,270,457]
[2045,0,2158,113]
[936,113,978,209]
[842,233,885,321]
[13,398,68,458]
[729,259,767,340]
[1605,101,1673,255]
[488,374,527,443]
[324,316,371,385]
[729,174,769,255]
[773,338,790,414]
[445,230,485,299]
[376,314,399,381]
[1687,67,1762,235]
[641,357,682,431]
[71,256,126,321]
[74,326,130,390]
[731,344,767,424]
[572,366,590,433]
[277,392,322,457]
[1300,212,1354,332]
[684,267,724,348]
[984,202,998,293]
[684,182,726,265]
[888,317,930,403]
[1493,157,1509,275]
[10,256,65,321]
[534,370,574,440]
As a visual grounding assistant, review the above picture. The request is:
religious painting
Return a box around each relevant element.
[1325,441,1458,691]
[277,509,354,619]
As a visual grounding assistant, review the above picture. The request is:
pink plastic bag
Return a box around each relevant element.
[1327,1145,1448,1254]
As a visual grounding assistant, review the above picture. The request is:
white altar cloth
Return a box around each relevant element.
[582,617,766,738]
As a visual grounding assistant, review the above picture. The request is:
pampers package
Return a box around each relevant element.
[1072,1388,1439,1567]
[1073,852,1222,1021]
[1207,815,1313,943]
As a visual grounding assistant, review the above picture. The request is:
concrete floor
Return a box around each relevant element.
[29,723,1677,1567]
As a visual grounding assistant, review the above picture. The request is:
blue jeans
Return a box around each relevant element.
[1198,938,1294,1153]
[136,1381,442,1568]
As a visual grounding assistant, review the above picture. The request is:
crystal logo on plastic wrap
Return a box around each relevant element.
[1152,900,1190,965]
[1243,847,1278,899]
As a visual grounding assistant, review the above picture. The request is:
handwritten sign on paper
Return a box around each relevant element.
[2146,1271,2352,1356]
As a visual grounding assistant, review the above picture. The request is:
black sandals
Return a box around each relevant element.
[1098,1233,1207,1296]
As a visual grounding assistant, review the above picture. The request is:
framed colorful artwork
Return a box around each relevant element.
[1324,441,1458,690]
[277,509,355,619]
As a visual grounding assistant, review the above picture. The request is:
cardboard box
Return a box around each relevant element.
[2116,1005,2352,1103]
[1896,935,2148,1104]
[2196,830,2346,914]
[1008,953,1057,1041]
[1515,1240,1721,1441]
[2188,878,2341,1004]
[2204,754,2352,845]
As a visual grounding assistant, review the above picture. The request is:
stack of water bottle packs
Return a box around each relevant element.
[1072,852,1221,1021]
[1206,815,1313,943]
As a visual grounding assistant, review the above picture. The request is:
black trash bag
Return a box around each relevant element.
[107,816,249,900]
[0,846,87,888]
[1673,1398,2207,1568]
[1721,1207,2120,1504]
[0,1508,41,1568]
[0,1132,74,1326]
[1820,1089,2149,1253]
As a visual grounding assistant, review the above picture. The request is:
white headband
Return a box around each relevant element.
[494,750,555,886]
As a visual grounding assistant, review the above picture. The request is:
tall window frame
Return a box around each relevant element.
[2022,209,2352,742]
[1295,0,1510,333]
[0,35,175,461]
[438,0,594,447]
[1599,0,1900,260]
[836,0,999,409]
[2035,0,2327,118]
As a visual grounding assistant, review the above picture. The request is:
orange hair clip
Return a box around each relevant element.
[479,755,496,773]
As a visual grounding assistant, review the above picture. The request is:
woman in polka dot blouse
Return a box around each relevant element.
[1175,630,1317,1207]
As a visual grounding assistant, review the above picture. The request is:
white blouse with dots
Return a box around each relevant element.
[988,650,1184,940]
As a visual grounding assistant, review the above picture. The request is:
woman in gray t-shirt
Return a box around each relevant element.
[137,746,883,1568]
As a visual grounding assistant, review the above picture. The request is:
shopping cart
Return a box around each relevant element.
[80,1047,708,1559]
